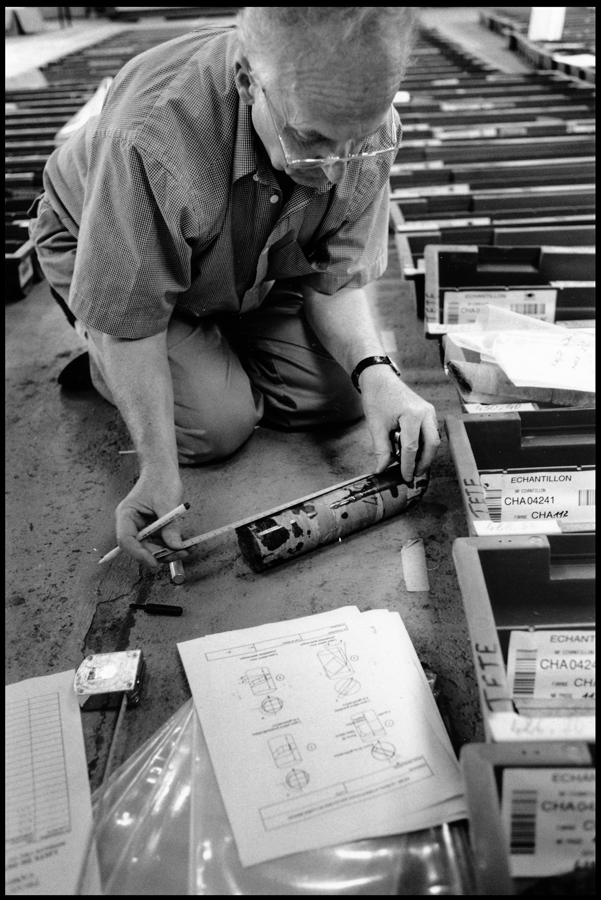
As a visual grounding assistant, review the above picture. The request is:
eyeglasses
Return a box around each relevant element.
[260,85,402,170]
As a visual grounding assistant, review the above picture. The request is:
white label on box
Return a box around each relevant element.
[488,711,595,743]
[442,289,557,325]
[390,160,444,174]
[472,520,562,536]
[398,219,492,233]
[479,468,595,525]
[567,121,596,134]
[501,768,595,878]
[464,403,539,413]
[390,184,470,199]
[426,321,482,334]
[507,631,595,701]
[436,127,498,140]
[440,101,496,111]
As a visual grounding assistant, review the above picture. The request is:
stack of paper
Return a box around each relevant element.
[443,305,595,407]
[177,607,466,868]
[5,672,101,896]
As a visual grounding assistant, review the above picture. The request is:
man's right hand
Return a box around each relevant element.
[116,470,189,570]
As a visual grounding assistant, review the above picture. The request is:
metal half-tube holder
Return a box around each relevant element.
[236,465,430,572]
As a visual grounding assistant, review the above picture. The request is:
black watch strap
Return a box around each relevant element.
[351,355,402,393]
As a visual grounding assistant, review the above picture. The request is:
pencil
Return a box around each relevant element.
[98,502,190,564]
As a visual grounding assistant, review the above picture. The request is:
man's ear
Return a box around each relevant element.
[234,55,256,105]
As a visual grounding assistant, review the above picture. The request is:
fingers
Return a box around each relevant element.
[144,538,189,565]
[148,523,189,563]
[415,413,441,478]
[119,534,161,571]
[399,428,420,483]
[116,500,189,571]
[370,421,392,474]
[117,534,189,570]
[398,408,441,482]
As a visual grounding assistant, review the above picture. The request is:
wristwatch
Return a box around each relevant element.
[351,355,403,393]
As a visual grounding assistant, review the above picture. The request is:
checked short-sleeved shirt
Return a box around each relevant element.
[42,24,400,339]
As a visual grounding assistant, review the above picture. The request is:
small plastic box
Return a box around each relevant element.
[445,408,595,536]
[453,532,595,741]
[460,741,595,894]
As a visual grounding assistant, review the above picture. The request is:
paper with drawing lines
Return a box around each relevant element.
[5,670,100,896]
[178,607,464,866]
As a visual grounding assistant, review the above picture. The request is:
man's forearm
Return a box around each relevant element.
[88,327,179,472]
[302,285,386,374]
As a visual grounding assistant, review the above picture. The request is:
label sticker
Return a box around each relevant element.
[507,630,595,701]
[479,468,595,525]
[436,127,498,140]
[464,403,539,413]
[472,520,562,536]
[488,711,595,743]
[398,217,491,233]
[390,184,470,199]
[501,767,595,877]
[442,289,557,325]
[440,101,497,111]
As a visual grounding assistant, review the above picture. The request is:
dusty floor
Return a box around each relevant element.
[4,8,518,790]
[5,236,483,788]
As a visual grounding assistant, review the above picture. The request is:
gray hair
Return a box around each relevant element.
[236,7,417,80]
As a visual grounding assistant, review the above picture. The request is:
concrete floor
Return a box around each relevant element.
[4,8,520,791]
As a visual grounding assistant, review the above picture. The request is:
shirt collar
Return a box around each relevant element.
[232,96,331,197]
[232,98,258,182]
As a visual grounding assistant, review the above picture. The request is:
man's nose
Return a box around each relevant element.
[320,160,346,184]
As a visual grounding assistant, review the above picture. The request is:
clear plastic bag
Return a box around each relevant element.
[84,700,475,895]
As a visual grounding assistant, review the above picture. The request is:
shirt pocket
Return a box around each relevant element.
[265,237,330,281]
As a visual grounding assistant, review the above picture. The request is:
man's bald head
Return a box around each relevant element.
[236,7,416,114]
[234,8,415,187]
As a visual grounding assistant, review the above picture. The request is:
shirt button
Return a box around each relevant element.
[269,194,279,204]
[253,173,259,181]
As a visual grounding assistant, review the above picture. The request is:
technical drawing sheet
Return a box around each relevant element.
[178,607,465,866]
[5,670,101,895]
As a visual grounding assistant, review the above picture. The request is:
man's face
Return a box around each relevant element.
[237,51,398,188]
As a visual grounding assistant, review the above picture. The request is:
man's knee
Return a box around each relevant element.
[175,401,262,465]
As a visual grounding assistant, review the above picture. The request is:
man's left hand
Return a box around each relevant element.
[359,364,440,481]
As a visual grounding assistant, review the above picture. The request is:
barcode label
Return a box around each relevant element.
[483,488,502,521]
[512,650,538,696]
[501,769,595,878]
[479,468,595,526]
[509,303,548,316]
[578,490,595,506]
[442,289,557,326]
[506,630,595,702]
[509,790,538,855]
